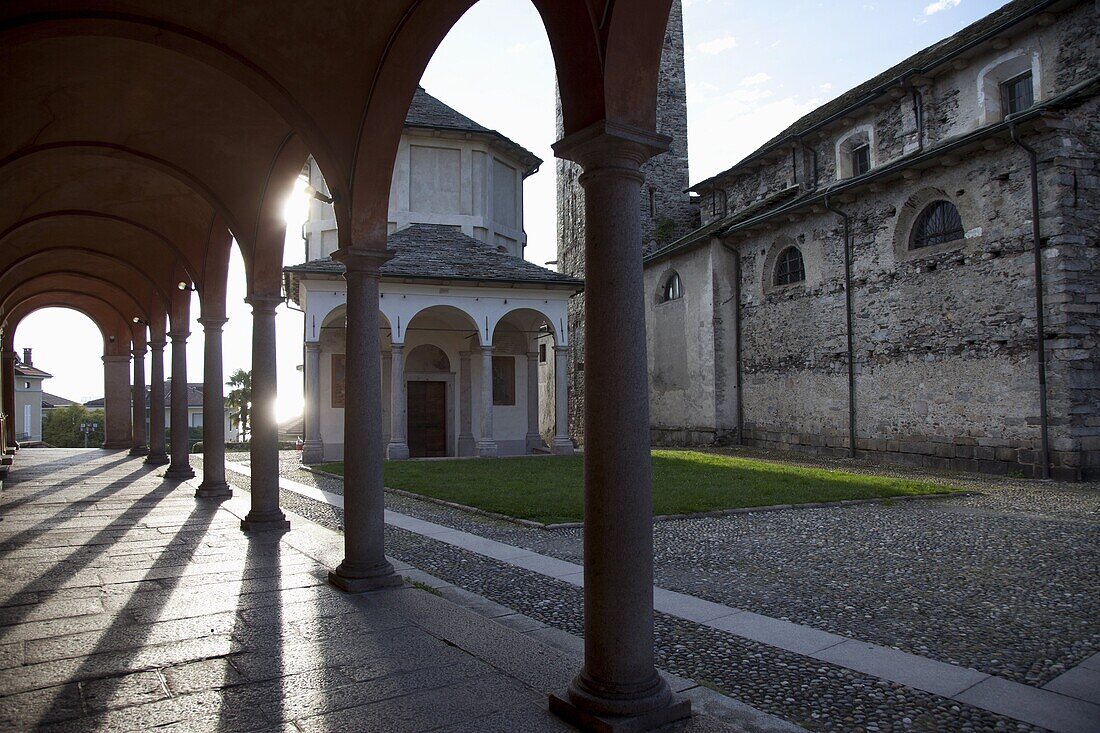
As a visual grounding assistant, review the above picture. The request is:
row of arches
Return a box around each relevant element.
[1,1,690,726]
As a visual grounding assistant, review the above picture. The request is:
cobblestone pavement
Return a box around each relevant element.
[211,450,1100,732]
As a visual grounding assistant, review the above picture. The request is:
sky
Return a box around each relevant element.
[15,0,1009,421]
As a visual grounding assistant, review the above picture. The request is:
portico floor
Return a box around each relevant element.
[0,449,746,733]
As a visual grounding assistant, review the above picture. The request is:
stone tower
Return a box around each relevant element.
[555,0,694,443]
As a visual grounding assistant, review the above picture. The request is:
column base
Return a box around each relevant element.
[301,441,324,465]
[549,693,690,733]
[196,481,232,499]
[144,452,170,466]
[477,440,498,458]
[328,560,403,593]
[128,445,150,457]
[102,441,131,450]
[526,433,547,453]
[240,511,290,532]
[386,442,410,461]
[552,437,575,455]
[165,464,195,480]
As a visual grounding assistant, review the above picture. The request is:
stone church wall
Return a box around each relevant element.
[646,1,1099,478]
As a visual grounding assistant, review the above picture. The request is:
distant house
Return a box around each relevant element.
[14,348,51,443]
[42,392,77,410]
[84,381,239,443]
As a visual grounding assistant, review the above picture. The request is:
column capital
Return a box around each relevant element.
[389,341,404,352]
[101,354,131,364]
[554,344,570,353]
[149,340,166,350]
[167,331,189,342]
[131,347,147,358]
[245,294,281,314]
[552,120,671,172]
[304,340,321,352]
[332,247,394,276]
[480,344,494,353]
[197,316,228,330]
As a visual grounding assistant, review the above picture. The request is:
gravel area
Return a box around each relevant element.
[205,451,1099,690]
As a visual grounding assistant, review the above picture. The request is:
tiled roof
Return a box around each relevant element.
[406,87,542,172]
[285,224,583,289]
[689,0,1058,192]
[42,392,77,408]
[15,361,51,379]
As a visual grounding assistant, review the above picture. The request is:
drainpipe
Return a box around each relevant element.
[717,239,745,445]
[725,241,745,445]
[911,86,925,154]
[1009,121,1051,480]
[823,193,857,459]
[798,136,818,191]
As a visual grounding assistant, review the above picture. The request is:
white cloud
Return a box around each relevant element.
[696,34,737,55]
[923,0,961,15]
[740,72,771,86]
[820,82,833,91]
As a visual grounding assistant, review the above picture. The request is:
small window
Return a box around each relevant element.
[911,201,964,250]
[538,343,547,363]
[1000,71,1034,116]
[662,272,684,302]
[492,356,515,406]
[774,247,806,286]
[24,381,30,389]
[850,144,871,177]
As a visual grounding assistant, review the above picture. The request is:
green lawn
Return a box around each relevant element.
[317,450,958,524]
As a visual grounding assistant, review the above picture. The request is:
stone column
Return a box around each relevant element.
[2,351,16,451]
[477,345,497,458]
[129,347,148,456]
[548,122,688,729]
[145,340,169,465]
[196,317,231,498]
[164,333,194,479]
[552,345,574,455]
[241,295,289,530]
[387,342,410,460]
[301,341,324,464]
[457,351,475,457]
[328,249,400,591]
[102,354,133,449]
[525,351,541,452]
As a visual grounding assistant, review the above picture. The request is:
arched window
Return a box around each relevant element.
[911,201,964,250]
[774,247,805,286]
[662,272,684,302]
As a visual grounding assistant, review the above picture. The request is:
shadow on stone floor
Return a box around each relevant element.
[31,494,222,729]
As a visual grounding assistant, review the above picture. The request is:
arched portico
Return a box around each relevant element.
[3,1,689,726]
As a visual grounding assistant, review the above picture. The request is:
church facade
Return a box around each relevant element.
[639,0,1099,479]
[286,89,580,463]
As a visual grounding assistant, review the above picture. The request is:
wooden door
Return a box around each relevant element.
[407,381,447,458]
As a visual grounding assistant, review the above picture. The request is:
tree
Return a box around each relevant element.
[42,405,106,448]
[225,368,252,441]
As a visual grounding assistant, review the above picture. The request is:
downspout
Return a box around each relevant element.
[911,86,925,154]
[1009,121,1051,480]
[718,239,745,445]
[798,136,818,191]
[823,193,857,458]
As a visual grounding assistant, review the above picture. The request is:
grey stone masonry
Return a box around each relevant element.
[556,0,697,444]
[642,0,1100,479]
